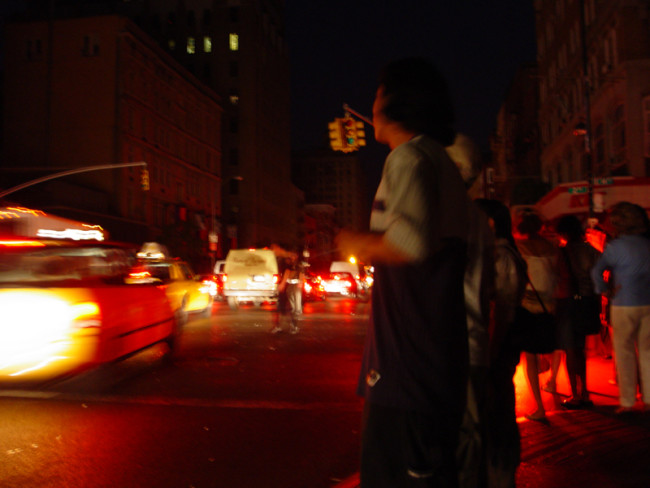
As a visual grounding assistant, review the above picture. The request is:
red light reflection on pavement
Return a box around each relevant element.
[513,335,620,421]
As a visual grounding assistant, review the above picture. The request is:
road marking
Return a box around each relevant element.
[0,390,363,412]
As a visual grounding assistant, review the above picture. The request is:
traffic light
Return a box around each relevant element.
[355,120,366,147]
[329,116,365,153]
[342,117,357,150]
[141,168,150,191]
[328,119,344,151]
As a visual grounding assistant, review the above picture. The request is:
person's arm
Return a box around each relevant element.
[335,229,411,264]
[591,248,611,295]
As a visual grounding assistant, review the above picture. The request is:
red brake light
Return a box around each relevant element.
[128,269,152,280]
[273,274,279,284]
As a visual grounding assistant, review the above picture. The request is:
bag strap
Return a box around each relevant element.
[525,273,550,314]
[504,242,549,313]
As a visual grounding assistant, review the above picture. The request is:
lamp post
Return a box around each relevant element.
[209,175,243,269]
[579,0,595,222]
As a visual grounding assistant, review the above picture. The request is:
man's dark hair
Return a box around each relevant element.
[378,57,456,146]
[609,201,649,236]
[556,214,584,242]
[475,198,517,249]
[517,212,543,237]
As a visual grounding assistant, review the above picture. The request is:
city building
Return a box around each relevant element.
[491,63,545,205]
[1,14,222,269]
[121,0,300,252]
[5,0,301,255]
[292,147,368,233]
[533,0,650,219]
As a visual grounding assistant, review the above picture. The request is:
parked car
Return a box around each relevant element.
[222,248,279,309]
[129,242,213,321]
[0,237,178,382]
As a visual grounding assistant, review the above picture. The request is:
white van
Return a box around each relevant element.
[222,249,279,309]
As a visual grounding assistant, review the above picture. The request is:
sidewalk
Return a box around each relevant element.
[336,345,650,488]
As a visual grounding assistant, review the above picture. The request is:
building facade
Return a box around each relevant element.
[535,0,650,187]
[2,15,222,267]
[125,0,299,252]
[293,148,369,233]
[491,64,545,205]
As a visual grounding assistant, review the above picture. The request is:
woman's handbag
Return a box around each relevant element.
[561,247,603,336]
[570,294,602,335]
[511,277,556,354]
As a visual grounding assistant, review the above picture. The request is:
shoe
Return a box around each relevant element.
[561,398,583,409]
[525,411,547,422]
[271,326,282,334]
[290,326,299,335]
[581,399,594,408]
[615,406,635,414]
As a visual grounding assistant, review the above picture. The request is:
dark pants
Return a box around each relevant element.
[360,402,460,488]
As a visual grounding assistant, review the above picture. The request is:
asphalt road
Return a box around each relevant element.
[0,299,369,488]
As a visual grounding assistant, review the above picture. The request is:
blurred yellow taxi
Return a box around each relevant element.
[0,238,178,382]
[128,242,213,322]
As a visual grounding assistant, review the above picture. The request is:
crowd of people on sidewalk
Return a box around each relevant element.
[331,56,650,488]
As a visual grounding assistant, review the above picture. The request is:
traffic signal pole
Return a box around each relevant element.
[343,103,373,127]
[0,161,148,199]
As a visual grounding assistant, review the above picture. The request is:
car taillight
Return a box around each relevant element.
[273,274,279,284]
[70,302,102,329]
[222,274,228,282]
[128,269,152,280]
[200,280,217,296]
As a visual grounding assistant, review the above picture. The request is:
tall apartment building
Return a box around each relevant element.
[121,0,299,251]
[535,0,650,187]
[491,64,544,205]
[11,0,301,253]
[2,15,222,268]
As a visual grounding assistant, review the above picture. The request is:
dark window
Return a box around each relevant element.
[229,7,239,22]
[229,179,240,196]
[203,9,212,26]
[229,60,238,77]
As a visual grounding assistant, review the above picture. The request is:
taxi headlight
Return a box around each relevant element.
[0,293,101,352]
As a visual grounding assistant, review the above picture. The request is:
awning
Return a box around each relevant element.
[535,176,650,223]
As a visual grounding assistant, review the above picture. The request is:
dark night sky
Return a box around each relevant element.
[285,1,538,158]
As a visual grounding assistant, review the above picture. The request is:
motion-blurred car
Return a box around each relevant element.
[320,271,360,298]
[0,237,178,382]
[222,248,279,309]
[129,243,213,321]
[302,271,325,302]
[330,260,371,301]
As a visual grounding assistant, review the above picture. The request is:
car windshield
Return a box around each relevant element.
[0,244,135,286]
[139,262,173,283]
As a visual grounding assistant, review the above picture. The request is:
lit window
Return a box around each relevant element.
[168,39,176,50]
[203,36,212,53]
[187,37,196,54]
[229,33,239,51]
[229,95,239,105]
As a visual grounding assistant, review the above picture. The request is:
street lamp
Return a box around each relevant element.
[209,175,243,269]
